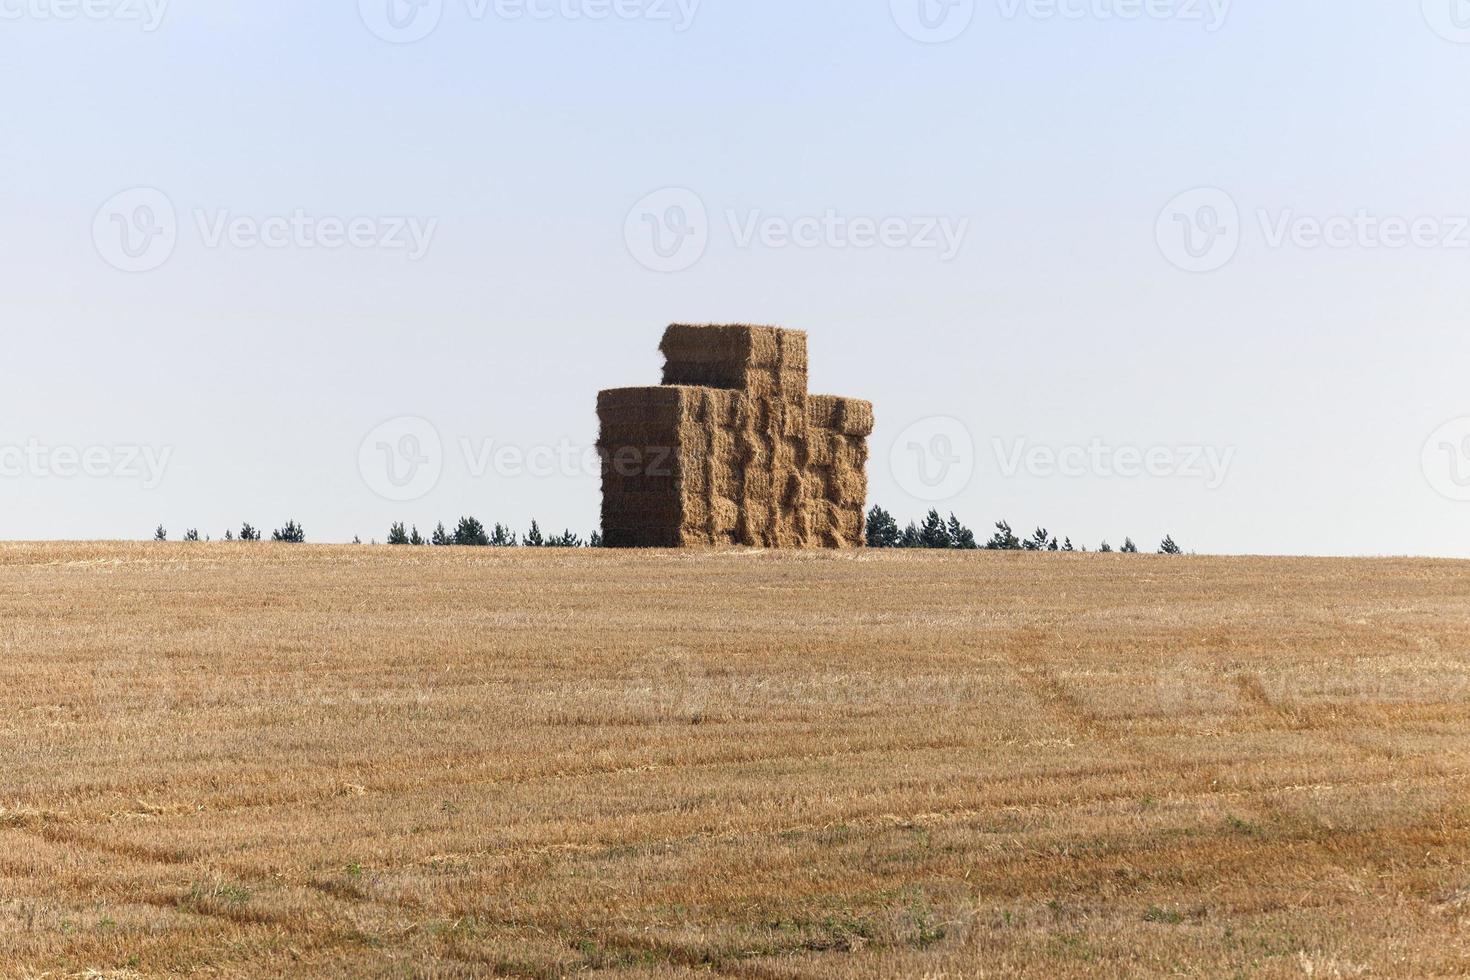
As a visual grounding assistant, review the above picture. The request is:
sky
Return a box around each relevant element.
[3,0,1470,555]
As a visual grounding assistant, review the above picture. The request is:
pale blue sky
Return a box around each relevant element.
[3,0,1469,554]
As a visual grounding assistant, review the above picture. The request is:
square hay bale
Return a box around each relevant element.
[836,399,874,437]
[809,395,875,437]
[597,386,686,423]
[805,431,837,468]
[739,497,772,541]
[661,324,809,391]
[601,525,684,549]
[599,325,868,548]
[661,323,808,369]
[831,436,869,474]
[807,394,842,431]
[598,387,715,547]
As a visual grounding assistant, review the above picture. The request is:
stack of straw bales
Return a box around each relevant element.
[598,324,872,548]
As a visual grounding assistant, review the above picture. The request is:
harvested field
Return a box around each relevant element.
[2,543,1469,977]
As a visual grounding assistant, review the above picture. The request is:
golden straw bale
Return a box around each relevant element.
[599,325,867,548]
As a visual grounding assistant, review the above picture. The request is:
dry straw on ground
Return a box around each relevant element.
[598,324,873,548]
[3,543,1469,977]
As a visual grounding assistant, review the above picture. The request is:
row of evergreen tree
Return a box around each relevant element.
[386,518,597,548]
[154,521,302,543]
[153,511,1184,555]
[865,507,1183,555]
[152,518,599,548]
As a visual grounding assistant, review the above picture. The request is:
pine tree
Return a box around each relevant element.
[1024,527,1050,551]
[865,506,901,548]
[589,530,603,548]
[225,530,235,542]
[1158,535,1182,555]
[490,523,517,547]
[946,513,977,549]
[1099,540,1113,553]
[899,522,922,548]
[1062,538,1075,552]
[453,516,489,547]
[153,525,167,542]
[409,525,425,546]
[240,523,261,542]
[1121,537,1139,553]
[918,510,951,548]
[524,520,545,547]
[183,529,200,542]
[387,522,410,545]
[547,530,583,548]
[271,520,305,543]
[986,521,1022,550]
[431,522,451,546]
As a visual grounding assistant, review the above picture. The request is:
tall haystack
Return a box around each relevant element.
[598,324,872,548]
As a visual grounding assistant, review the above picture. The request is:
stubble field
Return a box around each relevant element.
[2,543,1468,978]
